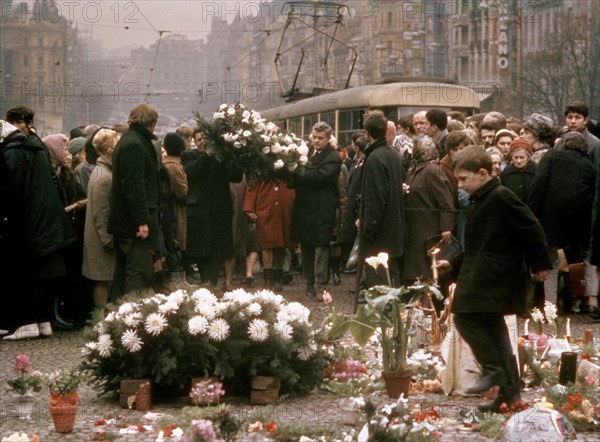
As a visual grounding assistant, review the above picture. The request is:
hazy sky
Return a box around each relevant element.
[35,1,274,50]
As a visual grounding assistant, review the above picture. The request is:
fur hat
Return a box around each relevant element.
[523,113,554,142]
[163,132,185,157]
[68,137,87,156]
[509,138,532,155]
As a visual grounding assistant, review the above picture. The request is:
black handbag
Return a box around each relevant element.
[424,235,462,262]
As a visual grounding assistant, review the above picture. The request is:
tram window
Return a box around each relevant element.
[303,114,317,134]
[320,111,335,127]
[339,109,364,132]
[289,118,301,136]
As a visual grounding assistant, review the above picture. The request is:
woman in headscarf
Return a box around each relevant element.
[404,136,456,283]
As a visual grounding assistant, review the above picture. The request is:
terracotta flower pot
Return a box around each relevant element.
[49,403,77,433]
[49,391,80,433]
[382,371,413,399]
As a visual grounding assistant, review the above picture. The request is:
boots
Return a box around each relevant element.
[293,253,303,273]
[329,257,341,286]
[478,356,521,413]
[464,364,502,394]
[272,269,283,291]
[263,269,274,289]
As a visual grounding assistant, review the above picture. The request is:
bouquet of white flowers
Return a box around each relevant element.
[81,288,327,397]
[195,103,309,184]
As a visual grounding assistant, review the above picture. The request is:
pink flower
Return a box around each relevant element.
[248,421,263,432]
[584,374,596,386]
[322,291,333,304]
[14,354,32,374]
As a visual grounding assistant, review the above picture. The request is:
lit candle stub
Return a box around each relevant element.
[584,328,593,344]
[534,396,554,410]
[523,319,529,336]
[156,430,164,442]
[565,318,570,339]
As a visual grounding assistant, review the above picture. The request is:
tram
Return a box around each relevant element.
[260,79,480,146]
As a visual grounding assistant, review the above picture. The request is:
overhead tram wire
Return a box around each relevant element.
[134,5,170,102]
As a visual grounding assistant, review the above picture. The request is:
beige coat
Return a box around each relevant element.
[82,157,115,281]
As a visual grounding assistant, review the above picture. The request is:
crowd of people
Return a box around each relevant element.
[0,101,599,354]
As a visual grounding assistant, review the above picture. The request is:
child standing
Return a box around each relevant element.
[438,146,551,412]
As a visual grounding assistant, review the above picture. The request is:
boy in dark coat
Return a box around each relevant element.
[438,146,551,412]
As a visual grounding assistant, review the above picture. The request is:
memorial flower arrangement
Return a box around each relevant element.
[328,253,443,374]
[360,397,442,441]
[6,354,44,396]
[81,288,327,397]
[406,350,444,393]
[194,103,309,183]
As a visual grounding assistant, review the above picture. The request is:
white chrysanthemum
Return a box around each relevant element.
[274,159,285,170]
[261,145,271,154]
[167,290,185,305]
[121,329,143,352]
[274,321,293,341]
[298,344,316,361]
[255,290,284,305]
[207,319,230,341]
[227,106,236,116]
[219,103,228,111]
[283,135,292,144]
[118,302,135,316]
[242,130,252,138]
[271,142,283,154]
[195,302,217,320]
[299,155,308,165]
[85,341,98,351]
[191,288,218,305]
[223,133,234,142]
[260,134,271,143]
[123,312,143,327]
[145,313,168,336]
[159,300,179,313]
[97,334,113,358]
[248,319,269,342]
[281,302,310,324]
[104,312,116,322]
[287,162,298,172]
[214,302,229,316]
[246,302,262,316]
[93,322,105,334]
[222,290,252,305]
[188,315,209,335]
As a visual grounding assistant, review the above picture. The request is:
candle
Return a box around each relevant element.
[559,351,578,385]
[534,396,554,410]
[430,248,440,282]
[156,430,164,442]
[584,328,593,344]
[565,318,570,338]
[524,319,529,336]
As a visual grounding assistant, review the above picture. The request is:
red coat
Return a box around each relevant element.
[243,179,295,249]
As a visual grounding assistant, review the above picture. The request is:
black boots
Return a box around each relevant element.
[329,257,341,285]
[477,356,521,413]
[272,269,283,291]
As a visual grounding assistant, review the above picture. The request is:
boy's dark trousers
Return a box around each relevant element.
[454,312,520,401]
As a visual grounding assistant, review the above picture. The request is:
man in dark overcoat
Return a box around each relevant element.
[0,117,77,339]
[291,122,341,299]
[438,146,551,413]
[108,104,161,298]
[182,144,243,287]
[358,110,405,287]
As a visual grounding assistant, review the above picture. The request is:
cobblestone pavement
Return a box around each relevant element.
[1,271,599,441]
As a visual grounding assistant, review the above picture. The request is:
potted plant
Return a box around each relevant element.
[328,253,442,398]
[46,367,81,433]
[6,354,43,420]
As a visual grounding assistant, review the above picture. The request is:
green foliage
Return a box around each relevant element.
[80,289,327,398]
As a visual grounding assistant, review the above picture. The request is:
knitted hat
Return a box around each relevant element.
[67,137,87,156]
[42,134,67,166]
[508,138,532,155]
[163,132,185,157]
[522,113,554,142]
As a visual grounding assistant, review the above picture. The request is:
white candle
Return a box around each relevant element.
[565,318,570,338]
[524,319,529,336]
[156,430,164,442]
[430,248,440,282]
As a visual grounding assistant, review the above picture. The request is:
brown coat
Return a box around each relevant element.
[404,161,456,280]
[162,155,188,250]
[243,179,295,249]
